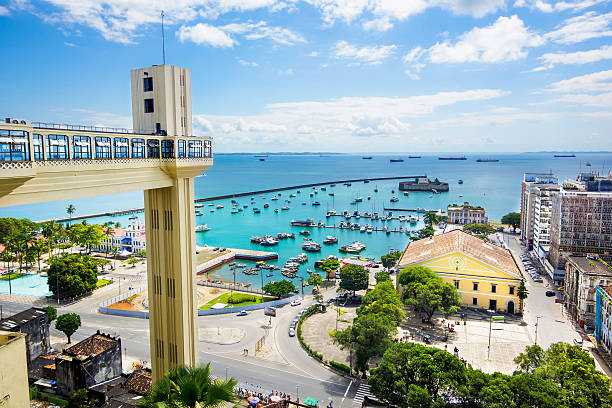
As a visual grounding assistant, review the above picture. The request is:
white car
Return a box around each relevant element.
[291,299,302,306]
[236,310,248,316]
[289,328,295,337]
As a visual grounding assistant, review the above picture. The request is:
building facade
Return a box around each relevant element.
[520,172,558,250]
[0,307,50,362]
[95,220,147,254]
[549,173,612,269]
[595,285,612,355]
[0,331,30,407]
[446,202,487,225]
[399,230,523,314]
[564,255,612,329]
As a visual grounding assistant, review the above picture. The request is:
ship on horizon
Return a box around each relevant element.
[476,158,499,162]
[438,156,467,160]
[554,154,576,158]
[408,155,421,159]
[390,158,404,162]
[362,156,373,159]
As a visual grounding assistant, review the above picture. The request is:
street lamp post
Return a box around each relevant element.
[535,315,543,345]
[299,277,304,298]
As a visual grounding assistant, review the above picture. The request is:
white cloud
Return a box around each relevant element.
[304,0,504,27]
[178,20,305,47]
[514,0,609,13]
[553,92,612,106]
[177,23,236,47]
[331,40,397,65]
[64,41,78,47]
[0,5,10,15]
[362,17,393,31]
[547,70,612,93]
[427,15,545,63]
[308,51,319,56]
[536,45,612,70]
[279,68,294,75]
[546,11,612,44]
[239,59,259,66]
[194,116,214,133]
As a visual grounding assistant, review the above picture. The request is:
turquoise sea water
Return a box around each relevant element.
[1,153,611,293]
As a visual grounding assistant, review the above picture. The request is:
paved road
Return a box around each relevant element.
[0,281,357,406]
[499,232,579,349]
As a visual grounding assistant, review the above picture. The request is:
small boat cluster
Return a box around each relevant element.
[302,241,322,252]
[250,232,296,246]
[195,224,211,232]
[282,253,308,278]
[230,261,280,276]
[339,242,367,253]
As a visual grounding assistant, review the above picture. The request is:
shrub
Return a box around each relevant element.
[227,293,257,304]
[329,360,351,374]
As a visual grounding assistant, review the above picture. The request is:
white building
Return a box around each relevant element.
[96,220,146,255]
[520,172,558,250]
[447,202,487,225]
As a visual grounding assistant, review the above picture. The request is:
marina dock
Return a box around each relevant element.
[196,247,278,275]
[36,175,426,222]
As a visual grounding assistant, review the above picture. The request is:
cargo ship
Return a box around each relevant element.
[438,156,467,160]
[554,154,576,157]
[476,158,499,162]
[390,158,404,162]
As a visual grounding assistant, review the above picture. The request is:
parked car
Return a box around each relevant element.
[545,290,555,297]
[291,299,302,306]
[289,328,295,337]
[236,310,248,316]
[573,338,583,346]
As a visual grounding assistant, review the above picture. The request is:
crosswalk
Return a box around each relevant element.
[353,382,372,405]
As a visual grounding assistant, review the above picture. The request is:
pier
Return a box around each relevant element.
[196,247,278,275]
[35,175,426,222]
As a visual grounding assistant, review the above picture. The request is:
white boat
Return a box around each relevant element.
[271,196,279,200]
[216,205,224,209]
[195,203,203,208]
[360,227,366,232]
[196,224,211,231]
[390,197,399,202]
[367,227,373,233]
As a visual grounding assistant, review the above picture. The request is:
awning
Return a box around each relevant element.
[303,398,318,406]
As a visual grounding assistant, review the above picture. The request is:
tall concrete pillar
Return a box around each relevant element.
[144,177,198,381]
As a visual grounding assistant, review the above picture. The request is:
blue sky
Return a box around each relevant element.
[0,0,611,153]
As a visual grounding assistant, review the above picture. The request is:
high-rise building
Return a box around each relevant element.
[520,172,558,250]
[549,172,612,269]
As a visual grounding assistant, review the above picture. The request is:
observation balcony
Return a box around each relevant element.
[0,121,213,207]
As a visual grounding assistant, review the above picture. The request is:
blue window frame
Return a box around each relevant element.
[0,130,30,161]
[161,140,174,158]
[131,138,145,158]
[147,139,160,158]
[204,140,211,157]
[94,137,111,159]
[114,138,129,158]
[177,140,186,158]
[72,135,91,159]
[33,134,44,160]
[188,140,202,158]
[46,134,69,160]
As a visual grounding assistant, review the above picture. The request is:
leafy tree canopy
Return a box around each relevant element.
[339,264,369,294]
[42,306,57,322]
[47,253,99,298]
[501,212,521,232]
[56,313,81,343]
[381,251,402,269]
[263,279,296,297]
[306,272,323,288]
[463,223,496,236]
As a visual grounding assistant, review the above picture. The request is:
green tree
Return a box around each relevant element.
[399,266,460,321]
[374,270,390,284]
[42,306,57,322]
[423,211,439,226]
[136,249,146,258]
[517,281,528,314]
[501,212,521,233]
[338,264,369,295]
[40,220,59,260]
[66,204,76,227]
[412,226,435,240]
[514,342,612,408]
[56,313,81,343]
[127,255,139,268]
[369,342,468,408]
[381,250,402,270]
[102,223,114,258]
[263,280,296,297]
[68,388,95,408]
[306,272,323,289]
[320,258,340,280]
[139,364,237,408]
[82,224,105,253]
[31,239,46,271]
[47,253,99,299]
[463,223,496,236]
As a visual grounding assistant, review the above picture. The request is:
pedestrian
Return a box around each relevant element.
[454,346,459,357]
[328,400,333,408]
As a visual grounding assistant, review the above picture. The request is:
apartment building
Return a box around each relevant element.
[520,172,558,250]
[549,172,612,269]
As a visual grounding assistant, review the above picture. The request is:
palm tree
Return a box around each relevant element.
[103,224,114,258]
[31,239,46,271]
[518,280,529,314]
[41,221,57,260]
[139,364,237,408]
[66,204,76,227]
[110,246,119,270]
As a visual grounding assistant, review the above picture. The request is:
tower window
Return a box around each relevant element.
[143,77,153,92]
[144,99,154,113]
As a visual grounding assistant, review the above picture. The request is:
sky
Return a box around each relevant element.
[0,0,611,153]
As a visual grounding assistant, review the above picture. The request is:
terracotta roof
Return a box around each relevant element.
[124,369,152,395]
[64,332,118,359]
[399,229,520,276]
[602,285,612,299]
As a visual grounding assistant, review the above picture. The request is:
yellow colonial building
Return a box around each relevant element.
[399,230,523,314]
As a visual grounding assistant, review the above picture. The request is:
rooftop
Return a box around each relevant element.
[0,307,47,331]
[64,331,119,359]
[123,369,152,395]
[0,330,26,347]
[400,229,520,275]
[602,285,612,300]
[567,256,612,276]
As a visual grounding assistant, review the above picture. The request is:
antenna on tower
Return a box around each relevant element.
[161,10,166,65]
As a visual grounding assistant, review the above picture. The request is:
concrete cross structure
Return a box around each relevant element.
[0,64,212,382]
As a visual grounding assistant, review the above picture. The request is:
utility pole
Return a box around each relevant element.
[299,277,304,298]
[487,316,492,359]
[535,315,543,345]
[161,11,166,65]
